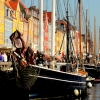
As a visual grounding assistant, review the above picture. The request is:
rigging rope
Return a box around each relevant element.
[56,0,60,19]
[56,0,66,54]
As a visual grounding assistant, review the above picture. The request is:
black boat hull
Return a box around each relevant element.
[0,65,87,99]
[29,65,86,98]
[84,64,100,78]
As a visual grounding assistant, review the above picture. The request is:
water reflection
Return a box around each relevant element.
[84,83,100,100]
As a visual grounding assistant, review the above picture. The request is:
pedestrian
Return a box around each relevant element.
[2,51,7,62]
[0,51,4,62]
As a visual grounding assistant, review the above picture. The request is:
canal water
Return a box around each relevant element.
[30,83,100,100]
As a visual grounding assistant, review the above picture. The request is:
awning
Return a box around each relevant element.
[0,45,7,48]
[0,45,12,49]
[55,55,62,61]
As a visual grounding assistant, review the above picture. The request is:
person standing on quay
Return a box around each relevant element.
[0,51,4,62]
[2,51,7,62]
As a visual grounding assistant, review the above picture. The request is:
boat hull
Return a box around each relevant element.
[29,76,86,98]
[0,65,87,99]
[84,64,100,78]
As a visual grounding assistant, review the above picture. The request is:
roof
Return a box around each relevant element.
[43,12,52,23]
[47,12,52,23]
[57,20,77,30]
[19,1,30,13]
[19,1,31,20]
[5,0,19,10]
[5,0,13,9]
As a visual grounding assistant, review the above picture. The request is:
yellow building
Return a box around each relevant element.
[0,0,5,45]
[28,17,34,47]
[12,2,23,34]
[55,30,65,54]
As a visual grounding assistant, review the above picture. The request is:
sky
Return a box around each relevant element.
[22,0,100,54]
[83,0,100,49]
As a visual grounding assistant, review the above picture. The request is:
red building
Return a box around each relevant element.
[43,12,49,53]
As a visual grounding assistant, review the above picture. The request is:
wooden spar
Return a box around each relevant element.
[99,27,100,53]
[94,17,96,59]
[99,27,100,60]
[78,0,82,59]
[66,1,69,62]
[90,32,92,55]
[86,9,88,54]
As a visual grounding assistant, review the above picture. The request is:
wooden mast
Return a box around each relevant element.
[86,9,88,54]
[90,32,92,55]
[66,1,69,62]
[99,27,100,60]
[94,17,96,59]
[78,0,82,59]
[99,27,100,53]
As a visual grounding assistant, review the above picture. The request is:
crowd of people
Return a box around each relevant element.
[0,51,11,62]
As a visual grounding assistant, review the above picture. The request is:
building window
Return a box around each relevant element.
[0,2,4,10]
[31,10,33,16]
[5,38,8,45]
[0,32,3,40]
[6,8,9,17]
[0,17,4,24]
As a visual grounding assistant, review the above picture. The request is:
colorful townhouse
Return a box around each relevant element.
[47,12,52,54]
[19,1,30,45]
[12,1,23,34]
[56,20,66,55]
[29,6,39,52]
[56,30,65,55]
[28,16,34,47]
[43,11,49,53]
[0,0,5,45]
[48,22,51,54]
[23,19,29,45]
[5,0,31,47]
[5,1,14,49]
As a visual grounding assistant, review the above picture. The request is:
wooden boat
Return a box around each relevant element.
[0,55,88,99]
[84,64,100,79]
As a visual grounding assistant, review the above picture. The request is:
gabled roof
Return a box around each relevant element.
[57,19,77,30]
[47,12,52,23]
[43,12,52,23]
[5,0,19,10]
[5,0,13,9]
[19,1,30,13]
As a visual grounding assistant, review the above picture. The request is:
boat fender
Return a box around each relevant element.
[87,82,92,88]
[74,89,79,96]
